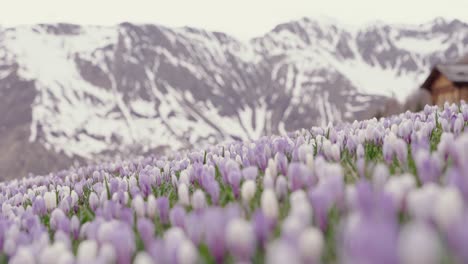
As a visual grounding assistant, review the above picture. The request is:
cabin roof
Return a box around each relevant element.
[437,64,468,83]
[421,55,468,90]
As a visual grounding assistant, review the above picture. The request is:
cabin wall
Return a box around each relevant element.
[432,75,452,89]
[430,75,461,106]
[435,91,459,106]
[461,86,468,102]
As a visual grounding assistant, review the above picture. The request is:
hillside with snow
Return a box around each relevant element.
[0,17,467,178]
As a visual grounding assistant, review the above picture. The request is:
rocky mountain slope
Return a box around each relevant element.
[0,17,467,179]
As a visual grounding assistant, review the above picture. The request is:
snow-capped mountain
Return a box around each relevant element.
[1,17,467,178]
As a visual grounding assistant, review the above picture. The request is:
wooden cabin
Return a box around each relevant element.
[421,57,468,106]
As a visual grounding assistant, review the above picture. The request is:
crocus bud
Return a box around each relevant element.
[356,144,365,159]
[281,216,306,239]
[398,120,413,142]
[398,222,441,264]
[88,192,99,211]
[132,195,146,218]
[164,227,186,262]
[261,189,279,221]
[146,194,157,219]
[98,243,116,264]
[70,191,79,208]
[406,183,440,220]
[44,191,57,212]
[235,155,243,165]
[453,115,464,135]
[192,190,206,211]
[356,158,366,178]
[384,174,416,210]
[263,174,274,190]
[133,252,153,264]
[330,144,341,162]
[267,158,278,179]
[323,141,340,162]
[290,191,313,224]
[241,180,256,204]
[226,218,256,261]
[372,163,389,190]
[179,170,190,186]
[275,176,288,201]
[298,227,324,263]
[266,240,301,264]
[50,208,68,231]
[297,144,311,163]
[77,240,98,263]
[394,139,408,165]
[129,176,138,190]
[306,153,314,170]
[9,247,35,264]
[59,198,70,214]
[433,187,464,231]
[171,174,178,188]
[177,239,198,264]
[178,183,190,206]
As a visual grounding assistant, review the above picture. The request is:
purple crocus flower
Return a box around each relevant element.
[185,212,204,245]
[89,192,99,211]
[446,213,468,263]
[308,186,333,231]
[341,187,398,264]
[398,120,413,143]
[137,218,155,248]
[108,222,135,264]
[446,168,468,202]
[32,196,46,216]
[275,152,288,176]
[394,139,408,166]
[50,209,70,234]
[70,215,80,240]
[206,181,220,205]
[415,149,442,184]
[252,210,272,248]
[109,178,119,195]
[147,239,166,262]
[157,197,170,224]
[287,163,307,191]
[227,170,242,198]
[170,205,186,229]
[382,140,393,165]
[203,208,228,263]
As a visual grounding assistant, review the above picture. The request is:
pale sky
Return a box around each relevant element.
[0,0,467,39]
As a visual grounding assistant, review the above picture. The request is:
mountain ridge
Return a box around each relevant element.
[0,17,467,179]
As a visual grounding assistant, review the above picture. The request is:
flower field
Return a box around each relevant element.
[1,102,467,264]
